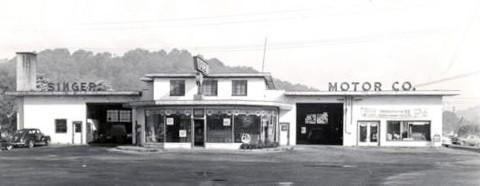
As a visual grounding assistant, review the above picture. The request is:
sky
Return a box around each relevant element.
[1,0,479,110]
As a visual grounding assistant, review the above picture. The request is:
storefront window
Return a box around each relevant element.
[165,114,191,142]
[387,121,431,141]
[206,114,232,143]
[145,114,164,143]
[234,115,260,143]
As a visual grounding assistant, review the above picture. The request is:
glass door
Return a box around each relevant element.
[358,121,379,146]
[193,119,205,147]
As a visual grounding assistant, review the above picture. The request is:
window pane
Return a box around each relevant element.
[203,80,218,96]
[165,114,191,142]
[107,110,118,122]
[359,124,367,142]
[119,110,131,122]
[387,121,401,141]
[206,114,232,143]
[146,114,165,143]
[387,121,431,141]
[409,121,431,141]
[234,115,260,143]
[55,119,67,133]
[170,80,185,96]
[232,80,247,96]
[370,124,378,142]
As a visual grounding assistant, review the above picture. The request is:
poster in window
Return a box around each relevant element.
[316,112,328,124]
[179,130,187,137]
[223,118,231,126]
[301,127,306,134]
[166,117,174,125]
[305,114,316,124]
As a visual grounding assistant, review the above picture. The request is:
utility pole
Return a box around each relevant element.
[261,37,268,72]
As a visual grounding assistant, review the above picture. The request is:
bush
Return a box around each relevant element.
[240,141,279,150]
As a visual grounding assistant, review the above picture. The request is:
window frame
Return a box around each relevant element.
[386,120,431,142]
[170,79,186,96]
[202,79,218,96]
[55,119,67,133]
[231,80,248,96]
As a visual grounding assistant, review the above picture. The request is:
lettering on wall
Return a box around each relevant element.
[328,81,415,92]
[360,107,428,119]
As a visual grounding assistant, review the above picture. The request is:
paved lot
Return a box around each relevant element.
[0,145,479,185]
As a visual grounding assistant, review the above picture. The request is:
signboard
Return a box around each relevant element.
[301,127,306,134]
[193,108,205,118]
[360,107,428,119]
[305,113,328,124]
[179,130,187,138]
[281,124,288,131]
[328,81,415,92]
[223,118,231,126]
[166,117,174,125]
[193,56,209,76]
[44,82,105,92]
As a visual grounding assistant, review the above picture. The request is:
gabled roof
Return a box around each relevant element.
[141,72,276,89]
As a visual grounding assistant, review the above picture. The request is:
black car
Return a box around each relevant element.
[9,128,51,148]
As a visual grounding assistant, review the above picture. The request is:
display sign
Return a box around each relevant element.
[45,82,104,92]
[179,130,187,137]
[223,118,231,126]
[360,107,428,119]
[193,56,209,76]
[166,117,174,125]
[328,81,415,92]
[281,124,288,131]
[193,108,205,118]
[305,113,328,124]
[301,127,306,134]
[241,133,251,144]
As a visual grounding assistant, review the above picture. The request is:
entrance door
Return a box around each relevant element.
[72,121,83,144]
[358,121,379,146]
[193,119,205,147]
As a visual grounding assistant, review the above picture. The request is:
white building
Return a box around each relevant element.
[7,52,458,148]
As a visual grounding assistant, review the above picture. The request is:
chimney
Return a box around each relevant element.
[16,52,37,91]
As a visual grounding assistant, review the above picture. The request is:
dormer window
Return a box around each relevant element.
[232,80,247,96]
[170,80,185,96]
[203,79,218,96]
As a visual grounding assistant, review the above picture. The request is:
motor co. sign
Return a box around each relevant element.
[328,81,415,92]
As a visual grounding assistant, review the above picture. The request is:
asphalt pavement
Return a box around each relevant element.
[0,145,479,185]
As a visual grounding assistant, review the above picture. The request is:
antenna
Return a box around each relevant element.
[261,37,268,72]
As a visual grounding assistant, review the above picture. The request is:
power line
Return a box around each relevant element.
[416,69,480,87]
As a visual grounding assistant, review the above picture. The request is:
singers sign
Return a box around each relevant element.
[193,55,209,76]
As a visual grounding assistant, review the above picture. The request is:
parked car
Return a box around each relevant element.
[1,137,13,151]
[458,135,480,147]
[9,128,51,148]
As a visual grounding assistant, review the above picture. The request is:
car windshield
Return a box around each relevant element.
[14,130,27,136]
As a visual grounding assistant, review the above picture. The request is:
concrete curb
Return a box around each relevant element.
[114,145,294,153]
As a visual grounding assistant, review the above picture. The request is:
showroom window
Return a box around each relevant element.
[232,80,247,96]
[165,114,191,142]
[234,115,260,143]
[203,79,218,96]
[170,80,186,96]
[387,121,431,141]
[55,119,67,133]
[206,114,233,143]
[145,114,165,143]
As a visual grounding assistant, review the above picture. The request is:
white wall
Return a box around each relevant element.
[22,96,138,144]
[152,78,269,101]
[351,96,443,147]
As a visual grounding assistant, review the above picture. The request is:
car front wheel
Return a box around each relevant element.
[27,140,34,148]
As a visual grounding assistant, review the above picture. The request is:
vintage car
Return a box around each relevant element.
[1,138,13,150]
[9,128,51,148]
